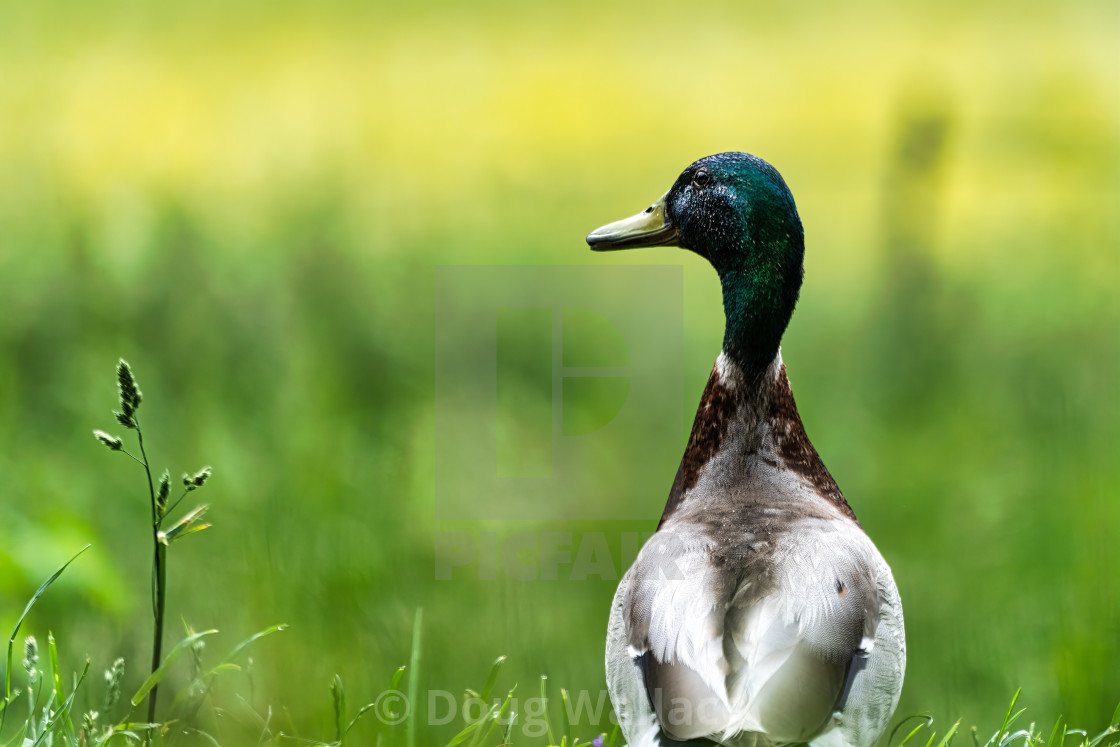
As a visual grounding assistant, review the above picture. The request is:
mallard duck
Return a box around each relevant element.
[587,153,905,747]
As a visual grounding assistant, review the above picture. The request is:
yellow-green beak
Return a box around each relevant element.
[586,192,678,251]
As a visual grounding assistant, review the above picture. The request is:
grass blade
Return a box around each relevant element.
[47,631,77,734]
[31,656,90,747]
[1046,717,1066,747]
[446,721,484,747]
[988,690,1023,747]
[165,522,212,544]
[389,665,406,692]
[331,674,346,747]
[131,629,218,706]
[540,676,556,746]
[1090,725,1120,747]
[223,623,288,667]
[47,632,63,709]
[561,688,573,746]
[406,608,422,747]
[1086,702,1120,747]
[2,544,90,734]
[936,721,962,747]
[345,702,381,737]
[163,504,211,543]
[474,687,516,747]
[479,656,506,703]
[467,704,500,747]
[503,706,517,747]
[891,715,936,747]
[181,727,222,747]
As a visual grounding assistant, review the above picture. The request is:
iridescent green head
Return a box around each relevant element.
[587,152,805,377]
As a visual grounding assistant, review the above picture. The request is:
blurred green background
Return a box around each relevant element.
[1,0,1117,743]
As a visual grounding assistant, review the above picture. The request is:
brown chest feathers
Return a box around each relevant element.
[659,357,857,528]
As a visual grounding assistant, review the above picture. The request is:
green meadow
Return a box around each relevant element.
[0,0,1117,744]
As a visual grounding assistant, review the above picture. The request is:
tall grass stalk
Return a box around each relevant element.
[133,411,165,733]
[94,360,212,743]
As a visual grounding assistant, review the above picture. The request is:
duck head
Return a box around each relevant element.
[587,152,805,378]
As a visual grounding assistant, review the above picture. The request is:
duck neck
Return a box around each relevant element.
[717,242,803,379]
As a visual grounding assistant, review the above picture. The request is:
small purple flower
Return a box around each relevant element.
[593,736,604,747]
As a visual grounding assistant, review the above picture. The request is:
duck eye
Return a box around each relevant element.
[692,169,711,188]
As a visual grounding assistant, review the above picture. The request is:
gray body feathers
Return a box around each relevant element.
[605,354,905,747]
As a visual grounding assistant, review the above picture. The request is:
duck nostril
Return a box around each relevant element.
[644,206,654,214]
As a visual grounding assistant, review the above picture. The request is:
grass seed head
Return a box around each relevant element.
[116,359,142,425]
[157,470,171,516]
[104,657,125,713]
[80,710,100,747]
[23,635,39,676]
[93,430,123,451]
[184,466,212,491]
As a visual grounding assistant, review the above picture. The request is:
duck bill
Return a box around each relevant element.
[586,192,678,251]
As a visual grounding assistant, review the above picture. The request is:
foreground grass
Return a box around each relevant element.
[4,584,1120,747]
[2,364,1118,746]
